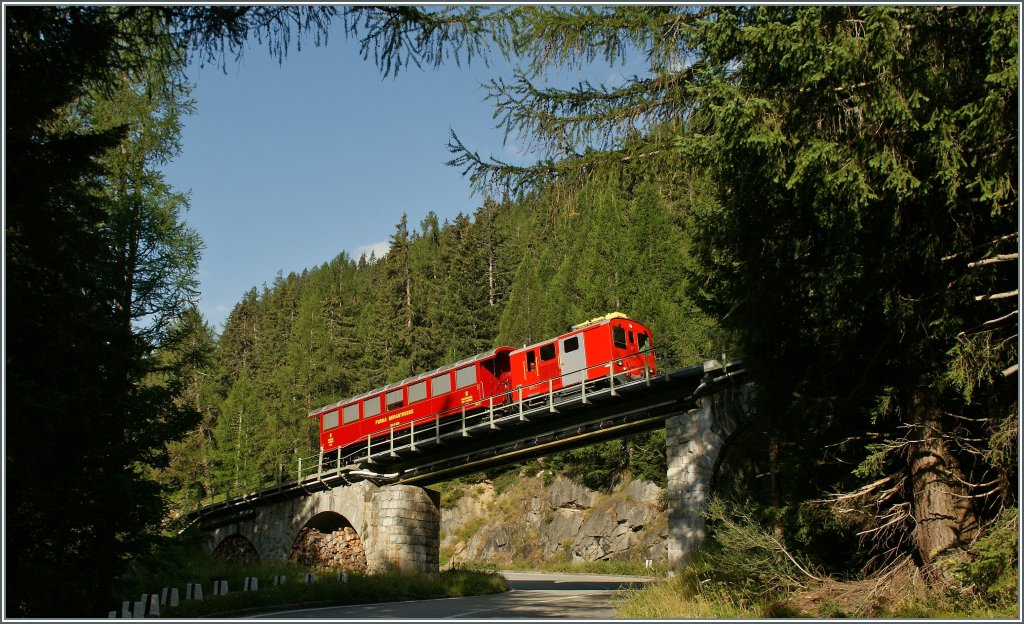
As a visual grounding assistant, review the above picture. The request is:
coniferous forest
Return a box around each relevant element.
[5,5,1018,618]
[159,180,719,505]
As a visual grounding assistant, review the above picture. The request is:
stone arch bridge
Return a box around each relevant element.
[203,481,439,574]
[192,360,751,573]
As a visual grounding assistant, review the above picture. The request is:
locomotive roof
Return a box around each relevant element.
[509,314,637,356]
[308,346,513,417]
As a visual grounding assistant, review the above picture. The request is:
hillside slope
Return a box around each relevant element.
[439,471,668,568]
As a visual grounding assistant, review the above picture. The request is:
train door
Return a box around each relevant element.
[559,333,586,385]
[537,342,560,386]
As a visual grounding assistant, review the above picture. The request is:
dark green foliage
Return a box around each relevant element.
[678,6,1018,570]
[952,507,1019,605]
[5,6,201,616]
[548,440,628,491]
[678,498,823,608]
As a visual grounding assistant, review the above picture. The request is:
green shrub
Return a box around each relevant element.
[491,469,519,496]
[698,497,824,603]
[437,481,466,510]
[952,507,1019,605]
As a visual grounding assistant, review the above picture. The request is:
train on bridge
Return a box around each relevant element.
[309,313,656,460]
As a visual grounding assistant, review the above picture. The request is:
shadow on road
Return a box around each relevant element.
[508,579,651,592]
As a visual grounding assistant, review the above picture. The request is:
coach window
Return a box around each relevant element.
[431,373,452,396]
[563,336,579,353]
[386,388,404,411]
[456,365,477,389]
[613,325,627,349]
[342,403,360,425]
[409,381,428,404]
[638,332,650,353]
[628,330,635,344]
[526,351,537,372]
[363,395,382,418]
[323,409,339,430]
[540,343,556,361]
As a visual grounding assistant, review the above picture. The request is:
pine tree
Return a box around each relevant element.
[5,6,202,615]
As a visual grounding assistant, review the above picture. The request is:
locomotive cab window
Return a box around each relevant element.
[540,343,556,361]
[363,396,382,418]
[456,365,477,389]
[409,381,428,404]
[342,403,359,424]
[628,331,635,344]
[526,351,537,372]
[613,326,627,349]
[563,336,579,352]
[431,373,451,396]
[638,332,649,353]
[386,389,404,411]
[323,410,339,430]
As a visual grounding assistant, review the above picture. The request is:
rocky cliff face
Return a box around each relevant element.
[440,473,667,567]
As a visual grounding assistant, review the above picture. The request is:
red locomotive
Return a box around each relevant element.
[309,313,655,459]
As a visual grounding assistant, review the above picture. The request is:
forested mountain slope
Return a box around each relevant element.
[161,175,719,503]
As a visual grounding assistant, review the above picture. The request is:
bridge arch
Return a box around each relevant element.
[291,511,367,571]
[212,533,259,563]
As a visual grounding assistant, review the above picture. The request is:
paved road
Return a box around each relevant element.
[249,571,654,619]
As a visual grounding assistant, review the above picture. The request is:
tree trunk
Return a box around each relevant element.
[769,436,784,540]
[908,387,979,573]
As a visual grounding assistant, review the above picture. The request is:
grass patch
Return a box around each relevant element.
[111,530,507,618]
[160,569,508,618]
[612,575,752,619]
[491,558,662,577]
[454,515,488,544]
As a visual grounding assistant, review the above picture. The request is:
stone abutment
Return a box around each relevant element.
[666,382,753,567]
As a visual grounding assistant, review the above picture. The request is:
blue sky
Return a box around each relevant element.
[162,30,641,331]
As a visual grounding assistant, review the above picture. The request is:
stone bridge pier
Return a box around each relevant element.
[666,381,753,567]
[203,481,440,575]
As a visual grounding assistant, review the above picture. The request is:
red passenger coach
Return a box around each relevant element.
[509,313,656,400]
[308,312,656,462]
[310,347,513,455]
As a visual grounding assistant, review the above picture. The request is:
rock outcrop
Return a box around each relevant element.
[441,473,667,567]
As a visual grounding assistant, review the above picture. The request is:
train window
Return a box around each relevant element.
[563,336,579,353]
[431,373,451,395]
[342,403,359,424]
[638,332,650,352]
[628,331,635,344]
[540,343,556,361]
[456,365,477,389]
[323,410,339,430]
[409,381,428,403]
[363,396,382,418]
[526,351,537,372]
[386,389,404,411]
[613,326,627,348]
